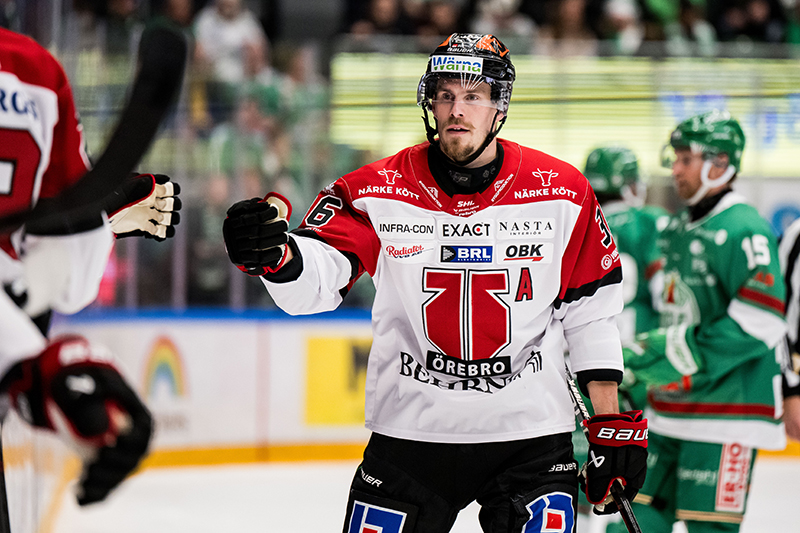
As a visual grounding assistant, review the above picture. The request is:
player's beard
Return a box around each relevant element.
[438,121,486,164]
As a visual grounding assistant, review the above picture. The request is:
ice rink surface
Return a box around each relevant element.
[53,457,799,533]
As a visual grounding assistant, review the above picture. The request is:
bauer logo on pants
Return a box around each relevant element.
[349,501,408,533]
[523,492,574,533]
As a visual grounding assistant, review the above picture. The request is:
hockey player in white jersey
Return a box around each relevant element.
[0,27,182,506]
[223,33,647,532]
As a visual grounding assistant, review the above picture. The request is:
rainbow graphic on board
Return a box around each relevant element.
[143,336,187,400]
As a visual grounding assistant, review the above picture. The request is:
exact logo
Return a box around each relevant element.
[441,245,493,263]
[438,220,492,239]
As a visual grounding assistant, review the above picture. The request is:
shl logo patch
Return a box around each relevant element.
[349,501,408,533]
[523,492,574,533]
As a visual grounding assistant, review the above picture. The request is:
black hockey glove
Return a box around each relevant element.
[102,173,181,241]
[579,410,648,515]
[223,192,292,276]
[1,335,153,506]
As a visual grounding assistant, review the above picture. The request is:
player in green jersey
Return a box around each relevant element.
[609,111,788,533]
[571,146,668,531]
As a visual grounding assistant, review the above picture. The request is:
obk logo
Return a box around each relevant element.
[378,168,402,184]
[502,243,553,263]
[532,168,559,187]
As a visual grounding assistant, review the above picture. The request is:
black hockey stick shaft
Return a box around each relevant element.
[564,364,643,533]
[0,24,187,234]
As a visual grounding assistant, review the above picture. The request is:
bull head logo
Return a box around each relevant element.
[378,168,402,185]
[532,169,558,187]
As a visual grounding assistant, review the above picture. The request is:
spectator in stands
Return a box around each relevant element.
[416,0,465,37]
[537,0,602,56]
[349,0,418,36]
[788,1,800,46]
[601,0,645,54]
[151,0,193,27]
[470,0,537,42]
[277,44,331,206]
[637,0,717,55]
[712,0,788,44]
[193,0,269,124]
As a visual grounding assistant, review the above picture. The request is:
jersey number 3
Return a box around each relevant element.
[422,268,511,361]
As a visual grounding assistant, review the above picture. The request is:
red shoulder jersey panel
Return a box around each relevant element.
[0,28,91,213]
[296,139,619,293]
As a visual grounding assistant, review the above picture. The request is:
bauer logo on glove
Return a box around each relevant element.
[579,410,648,515]
[102,173,181,241]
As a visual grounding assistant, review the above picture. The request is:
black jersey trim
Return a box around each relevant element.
[577,369,623,397]
[278,229,362,289]
[554,266,622,310]
[261,235,303,283]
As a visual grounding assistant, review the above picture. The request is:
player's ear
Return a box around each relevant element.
[495,111,506,130]
[712,153,729,169]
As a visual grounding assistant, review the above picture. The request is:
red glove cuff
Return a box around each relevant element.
[583,410,648,448]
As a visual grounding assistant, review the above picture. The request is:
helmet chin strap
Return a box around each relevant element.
[422,108,505,167]
[686,160,736,206]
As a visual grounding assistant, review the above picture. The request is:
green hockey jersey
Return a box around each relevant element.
[604,201,668,342]
[624,192,787,450]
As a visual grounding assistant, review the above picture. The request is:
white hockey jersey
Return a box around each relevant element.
[264,139,625,443]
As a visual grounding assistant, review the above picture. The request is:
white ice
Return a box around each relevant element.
[52,457,800,533]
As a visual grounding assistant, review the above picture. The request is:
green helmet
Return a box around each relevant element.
[667,110,745,172]
[584,146,640,197]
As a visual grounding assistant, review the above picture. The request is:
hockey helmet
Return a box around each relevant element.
[417,33,515,164]
[417,33,515,114]
[663,110,745,172]
[584,146,640,197]
[662,110,745,205]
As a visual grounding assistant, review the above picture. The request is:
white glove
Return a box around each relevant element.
[105,174,181,241]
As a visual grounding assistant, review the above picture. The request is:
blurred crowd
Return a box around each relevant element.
[342,0,800,55]
[2,0,800,308]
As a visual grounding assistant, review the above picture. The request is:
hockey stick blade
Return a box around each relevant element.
[563,364,643,533]
[0,24,187,234]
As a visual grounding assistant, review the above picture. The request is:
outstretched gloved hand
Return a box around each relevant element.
[103,173,181,241]
[223,193,292,276]
[1,335,153,505]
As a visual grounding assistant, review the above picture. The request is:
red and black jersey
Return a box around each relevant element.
[265,139,624,443]
[0,28,91,256]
